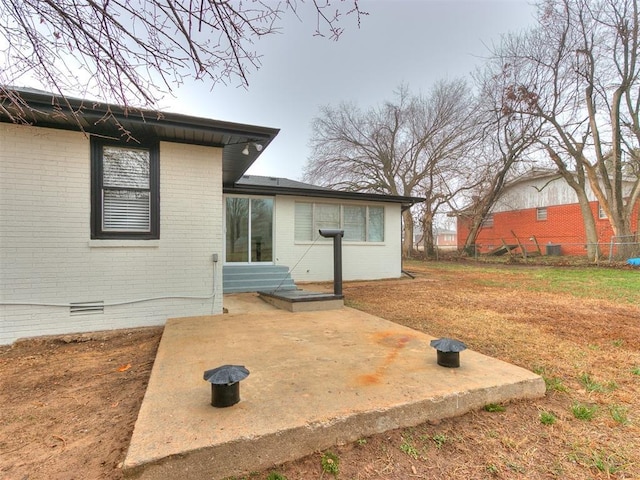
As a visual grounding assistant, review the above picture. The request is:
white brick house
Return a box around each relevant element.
[0,88,421,344]
[224,176,416,289]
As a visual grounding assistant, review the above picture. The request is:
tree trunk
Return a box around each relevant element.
[402,209,414,258]
[575,193,600,261]
[462,215,482,256]
[423,218,435,259]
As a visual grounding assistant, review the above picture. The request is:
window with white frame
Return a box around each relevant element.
[91,138,159,239]
[598,203,607,219]
[294,202,384,242]
[536,207,548,221]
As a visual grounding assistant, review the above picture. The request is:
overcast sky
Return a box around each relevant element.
[164,0,539,181]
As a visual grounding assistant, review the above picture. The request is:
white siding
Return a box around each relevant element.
[493,176,582,212]
[492,173,636,213]
[273,196,402,282]
[0,124,223,345]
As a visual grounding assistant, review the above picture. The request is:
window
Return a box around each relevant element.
[344,206,366,241]
[91,138,159,239]
[481,214,494,228]
[225,196,274,263]
[315,203,341,231]
[294,202,313,241]
[294,202,385,242]
[367,206,384,241]
[598,203,607,219]
[536,207,548,221]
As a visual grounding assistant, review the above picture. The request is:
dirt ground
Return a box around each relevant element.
[1,261,639,480]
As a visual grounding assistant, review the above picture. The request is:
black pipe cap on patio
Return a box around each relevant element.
[203,365,250,385]
[430,338,467,353]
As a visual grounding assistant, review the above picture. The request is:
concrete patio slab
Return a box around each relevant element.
[123,295,545,480]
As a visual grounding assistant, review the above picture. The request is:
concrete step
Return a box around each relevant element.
[223,265,296,293]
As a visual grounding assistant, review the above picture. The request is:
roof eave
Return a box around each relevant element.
[0,87,279,184]
[224,182,425,206]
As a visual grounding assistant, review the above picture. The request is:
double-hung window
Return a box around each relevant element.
[91,138,160,239]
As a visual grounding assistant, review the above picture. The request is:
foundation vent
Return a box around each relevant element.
[70,301,105,316]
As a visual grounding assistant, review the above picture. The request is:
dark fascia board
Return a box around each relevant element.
[224,182,425,206]
[1,87,279,183]
[1,87,279,141]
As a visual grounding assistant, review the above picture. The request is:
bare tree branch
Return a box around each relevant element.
[491,0,640,258]
[304,81,480,257]
[0,0,365,112]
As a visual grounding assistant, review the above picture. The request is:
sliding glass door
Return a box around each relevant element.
[225,196,273,263]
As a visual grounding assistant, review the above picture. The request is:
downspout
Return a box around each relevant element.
[401,204,415,279]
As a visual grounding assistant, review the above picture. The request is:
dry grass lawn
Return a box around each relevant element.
[1,260,639,479]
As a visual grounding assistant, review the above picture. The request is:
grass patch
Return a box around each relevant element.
[484,403,506,413]
[320,452,339,476]
[632,366,640,376]
[571,403,598,421]
[609,404,629,425]
[533,366,569,393]
[406,260,640,304]
[539,411,557,425]
[432,433,448,449]
[266,473,288,480]
[399,437,420,459]
[578,373,618,393]
[529,268,640,304]
[569,450,626,475]
[545,376,569,393]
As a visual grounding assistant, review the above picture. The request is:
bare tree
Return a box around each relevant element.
[0,0,364,111]
[456,141,537,255]
[492,0,640,259]
[412,82,483,257]
[304,81,478,257]
[451,60,541,254]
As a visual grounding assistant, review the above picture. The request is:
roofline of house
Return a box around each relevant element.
[224,182,425,206]
[1,87,280,140]
[0,86,280,183]
[508,167,638,186]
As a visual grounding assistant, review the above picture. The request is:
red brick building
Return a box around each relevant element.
[457,170,639,256]
[414,228,457,251]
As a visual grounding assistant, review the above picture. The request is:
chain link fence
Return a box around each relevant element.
[460,237,640,263]
[608,235,640,261]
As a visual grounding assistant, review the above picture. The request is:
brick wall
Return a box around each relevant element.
[0,123,223,345]
[457,201,639,256]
